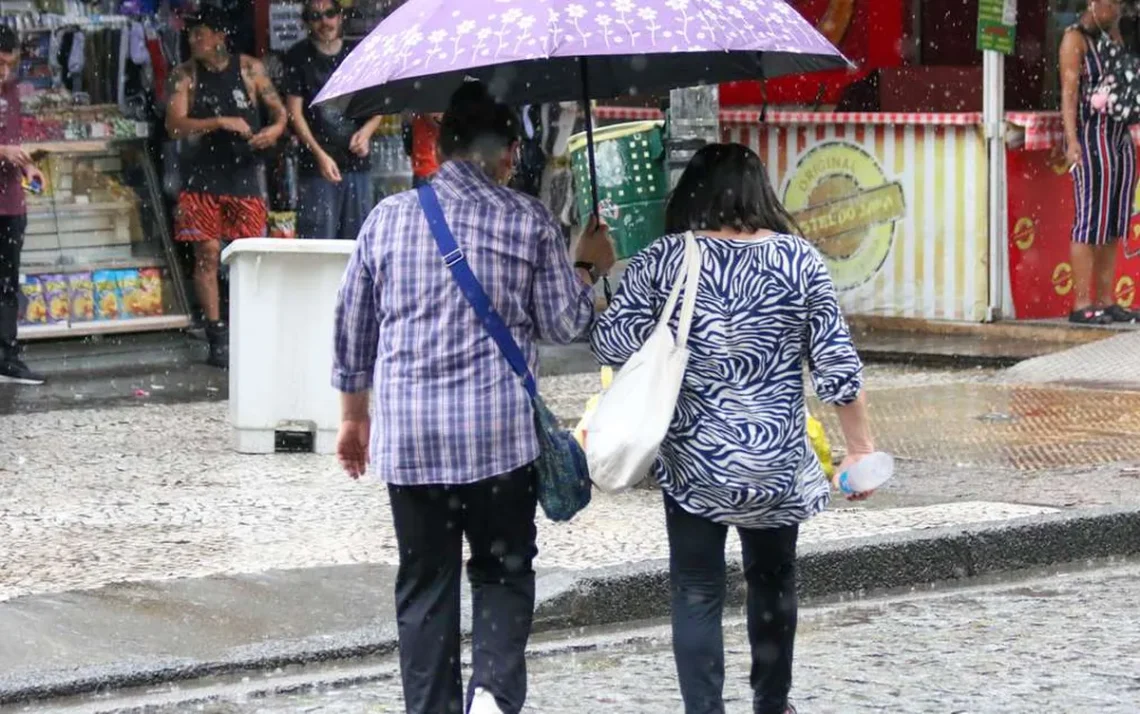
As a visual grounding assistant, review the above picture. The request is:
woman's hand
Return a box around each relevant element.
[1066,141,1082,170]
[833,451,875,501]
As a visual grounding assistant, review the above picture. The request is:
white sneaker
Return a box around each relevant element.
[469,687,505,714]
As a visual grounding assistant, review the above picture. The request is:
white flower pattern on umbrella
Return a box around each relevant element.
[313,0,845,104]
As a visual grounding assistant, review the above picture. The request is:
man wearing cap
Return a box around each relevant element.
[165,6,287,368]
[284,0,384,240]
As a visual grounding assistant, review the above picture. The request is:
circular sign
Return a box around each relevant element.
[1052,262,1074,296]
[1117,275,1136,307]
[1013,217,1036,251]
[783,141,904,292]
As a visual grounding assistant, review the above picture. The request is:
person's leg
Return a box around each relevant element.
[388,482,466,714]
[0,215,25,356]
[665,493,730,714]
[1069,129,1108,323]
[0,215,42,382]
[739,523,800,714]
[1094,243,1119,308]
[338,171,374,241]
[296,174,338,240]
[462,466,539,714]
[191,240,223,323]
[1100,133,1137,321]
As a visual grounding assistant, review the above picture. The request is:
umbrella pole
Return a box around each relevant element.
[578,57,600,219]
[578,57,612,302]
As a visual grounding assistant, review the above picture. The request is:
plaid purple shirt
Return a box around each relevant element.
[332,161,595,486]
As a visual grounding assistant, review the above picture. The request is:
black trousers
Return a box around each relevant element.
[388,465,539,714]
[664,494,800,714]
[0,215,27,359]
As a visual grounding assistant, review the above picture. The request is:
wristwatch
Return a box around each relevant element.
[574,261,599,284]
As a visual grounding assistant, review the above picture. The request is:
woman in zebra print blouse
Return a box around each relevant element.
[591,144,877,714]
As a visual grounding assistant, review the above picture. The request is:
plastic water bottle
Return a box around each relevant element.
[837,451,894,495]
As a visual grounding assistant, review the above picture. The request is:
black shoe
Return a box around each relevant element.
[204,320,229,369]
[1069,307,1110,325]
[0,357,46,385]
[1104,304,1140,323]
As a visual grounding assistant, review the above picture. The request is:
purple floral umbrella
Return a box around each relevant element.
[314,0,849,208]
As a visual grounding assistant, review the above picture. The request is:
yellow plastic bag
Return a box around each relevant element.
[807,412,834,478]
[574,366,614,449]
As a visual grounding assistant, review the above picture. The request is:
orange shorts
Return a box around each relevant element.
[175,192,267,243]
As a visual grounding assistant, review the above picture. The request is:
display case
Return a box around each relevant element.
[16,137,192,340]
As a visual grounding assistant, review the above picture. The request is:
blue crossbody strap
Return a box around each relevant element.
[417,184,539,400]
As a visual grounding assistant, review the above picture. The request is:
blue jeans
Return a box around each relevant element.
[665,494,799,714]
[297,171,374,240]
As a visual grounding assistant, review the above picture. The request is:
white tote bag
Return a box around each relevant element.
[586,231,702,493]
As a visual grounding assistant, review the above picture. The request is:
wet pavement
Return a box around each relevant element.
[61,561,1140,713]
[811,382,1140,472]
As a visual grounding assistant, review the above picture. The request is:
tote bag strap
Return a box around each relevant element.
[417,183,539,400]
[676,232,702,348]
[655,231,702,347]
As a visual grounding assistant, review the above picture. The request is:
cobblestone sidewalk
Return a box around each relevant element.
[0,367,1059,603]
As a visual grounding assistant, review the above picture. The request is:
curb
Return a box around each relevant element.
[535,507,1140,631]
[855,348,1024,369]
[3,507,1139,706]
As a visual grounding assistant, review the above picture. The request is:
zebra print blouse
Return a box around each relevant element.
[590,233,864,529]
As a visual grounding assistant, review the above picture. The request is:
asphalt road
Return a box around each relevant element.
[35,561,1136,714]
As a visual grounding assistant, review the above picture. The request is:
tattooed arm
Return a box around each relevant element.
[244,56,287,150]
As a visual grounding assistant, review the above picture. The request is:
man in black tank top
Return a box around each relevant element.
[165,7,287,368]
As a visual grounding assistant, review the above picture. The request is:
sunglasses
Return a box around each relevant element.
[303,7,341,22]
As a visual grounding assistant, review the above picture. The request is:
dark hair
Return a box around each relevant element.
[439,82,519,159]
[664,143,802,237]
[185,6,232,34]
[0,24,18,54]
[303,0,340,14]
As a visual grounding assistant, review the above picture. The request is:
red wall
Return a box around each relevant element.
[721,0,905,106]
[721,0,1048,111]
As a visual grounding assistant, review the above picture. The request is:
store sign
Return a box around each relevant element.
[977,0,1017,55]
[783,142,905,292]
[270,3,306,52]
[726,122,989,321]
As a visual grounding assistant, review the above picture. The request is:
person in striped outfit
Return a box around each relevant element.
[1061,0,1139,324]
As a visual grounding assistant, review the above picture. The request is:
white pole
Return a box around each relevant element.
[983,48,1011,322]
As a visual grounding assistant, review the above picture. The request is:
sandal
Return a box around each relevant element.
[1069,307,1110,324]
[1104,304,1140,323]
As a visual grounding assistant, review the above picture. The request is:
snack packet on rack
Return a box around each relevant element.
[68,272,96,322]
[41,274,70,324]
[93,270,123,321]
[137,268,164,316]
[117,269,146,319]
[19,276,47,325]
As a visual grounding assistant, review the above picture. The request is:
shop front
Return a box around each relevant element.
[3,9,192,342]
[601,0,1140,323]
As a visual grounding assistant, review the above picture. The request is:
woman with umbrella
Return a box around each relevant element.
[592,143,877,714]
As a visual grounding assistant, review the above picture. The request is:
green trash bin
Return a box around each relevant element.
[569,121,667,260]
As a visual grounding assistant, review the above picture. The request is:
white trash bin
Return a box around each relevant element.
[221,239,356,455]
